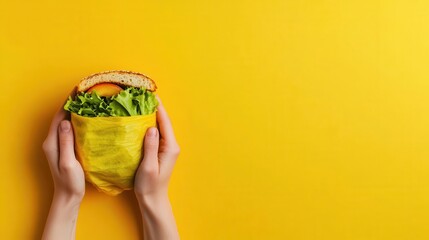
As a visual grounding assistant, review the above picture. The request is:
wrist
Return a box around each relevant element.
[43,191,81,240]
[53,190,83,207]
[136,192,169,208]
[135,191,179,240]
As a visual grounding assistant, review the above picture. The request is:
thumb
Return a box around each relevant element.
[58,120,77,170]
[141,127,159,170]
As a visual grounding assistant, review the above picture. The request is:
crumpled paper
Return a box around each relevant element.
[71,112,156,196]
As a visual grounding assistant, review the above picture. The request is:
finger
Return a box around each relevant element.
[45,108,67,146]
[140,127,160,174]
[155,96,178,147]
[58,120,77,172]
[43,96,74,170]
[45,87,76,145]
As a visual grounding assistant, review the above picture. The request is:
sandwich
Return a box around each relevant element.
[63,70,159,196]
[64,70,158,117]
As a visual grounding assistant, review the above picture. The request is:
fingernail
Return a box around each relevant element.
[148,127,157,137]
[60,121,70,132]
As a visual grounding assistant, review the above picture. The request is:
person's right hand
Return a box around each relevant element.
[134,96,180,200]
[42,88,85,203]
[42,89,85,240]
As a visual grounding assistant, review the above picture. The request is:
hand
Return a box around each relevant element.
[42,91,85,203]
[42,89,85,240]
[134,96,180,240]
[134,96,180,200]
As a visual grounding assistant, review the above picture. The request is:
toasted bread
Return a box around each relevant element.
[77,70,157,92]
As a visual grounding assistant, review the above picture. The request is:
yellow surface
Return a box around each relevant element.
[1,1,429,239]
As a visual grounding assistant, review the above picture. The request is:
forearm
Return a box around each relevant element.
[42,193,81,240]
[138,194,179,240]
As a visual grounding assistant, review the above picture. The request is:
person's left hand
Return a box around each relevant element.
[42,91,85,203]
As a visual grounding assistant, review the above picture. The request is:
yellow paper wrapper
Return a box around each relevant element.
[71,112,156,196]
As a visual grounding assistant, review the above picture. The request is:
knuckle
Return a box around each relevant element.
[42,139,53,153]
[169,144,180,156]
[146,139,158,148]
[60,161,74,172]
[145,137,159,147]
[142,165,158,176]
[59,137,74,147]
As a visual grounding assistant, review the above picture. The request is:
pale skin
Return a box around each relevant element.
[42,93,180,240]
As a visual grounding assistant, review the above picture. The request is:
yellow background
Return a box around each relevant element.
[1,1,429,239]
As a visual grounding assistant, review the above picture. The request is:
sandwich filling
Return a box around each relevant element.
[64,83,158,117]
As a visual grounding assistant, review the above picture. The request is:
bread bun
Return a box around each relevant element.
[77,70,157,92]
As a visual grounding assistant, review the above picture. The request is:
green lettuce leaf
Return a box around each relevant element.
[64,87,158,117]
